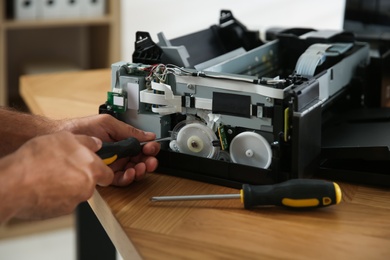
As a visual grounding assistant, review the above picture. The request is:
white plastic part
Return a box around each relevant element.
[169,140,180,152]
[229,132,272,169]
[186,135,204,153]
[174,122,219,159]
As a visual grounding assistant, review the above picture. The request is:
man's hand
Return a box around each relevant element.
[0,107,161,190]
[0,131,113,221]
[59,114,161,186]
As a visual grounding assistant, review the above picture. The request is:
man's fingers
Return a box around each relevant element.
[72,134,113,186]
[142,142,160,156]
[74,135,102,152]
[95,166,114,187]
[106,116,156,142]
[112,169,136,187]
[144,156,159,173]
[129,128,156,143]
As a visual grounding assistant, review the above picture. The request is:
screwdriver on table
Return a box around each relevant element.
[151,179,342,209]
[96,136,171,165]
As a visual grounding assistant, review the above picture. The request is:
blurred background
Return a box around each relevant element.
[0,0,365,259]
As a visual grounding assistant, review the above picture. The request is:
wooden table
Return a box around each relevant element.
[20,69,390,260]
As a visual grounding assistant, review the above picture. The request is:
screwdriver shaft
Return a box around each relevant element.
[151,194,241,202]
[141,136,171,145]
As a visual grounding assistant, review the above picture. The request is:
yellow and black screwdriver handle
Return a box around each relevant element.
[96,137,142,165]
[241,179,342,209]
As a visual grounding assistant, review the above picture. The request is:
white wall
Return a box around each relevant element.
[120,0,346,61]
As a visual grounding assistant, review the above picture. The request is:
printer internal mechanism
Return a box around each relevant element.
[100,10,373,188]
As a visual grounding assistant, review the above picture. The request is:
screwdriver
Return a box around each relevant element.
[151,179,342,209]
[96,136,171,165]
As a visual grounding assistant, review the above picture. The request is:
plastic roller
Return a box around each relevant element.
[169,121,219,159]
[229,132,272,169]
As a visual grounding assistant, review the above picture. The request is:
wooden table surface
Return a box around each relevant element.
[20,69,390,260]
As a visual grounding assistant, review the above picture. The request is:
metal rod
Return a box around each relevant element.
[141,136,172,145]
[150,194,241,202]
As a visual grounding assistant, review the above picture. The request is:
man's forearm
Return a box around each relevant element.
[0,107,60,156]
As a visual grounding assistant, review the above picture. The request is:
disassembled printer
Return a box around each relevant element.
[100,10,390,188]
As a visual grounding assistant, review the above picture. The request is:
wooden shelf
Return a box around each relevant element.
[2,16,114,30]
[0,1,121,107]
